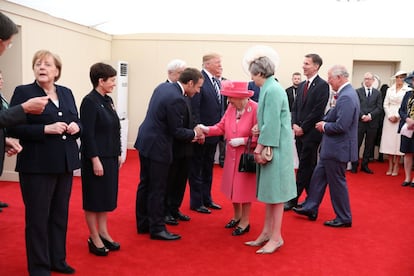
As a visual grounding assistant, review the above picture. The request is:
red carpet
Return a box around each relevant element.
[1,149,414,275]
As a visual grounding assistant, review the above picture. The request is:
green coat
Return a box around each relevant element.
[256,77,297,203]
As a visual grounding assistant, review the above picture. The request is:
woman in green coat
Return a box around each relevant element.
[244,54,296,254]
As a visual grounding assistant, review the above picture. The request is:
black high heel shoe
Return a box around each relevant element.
[99,235,121,251]
[225,219,240,228]
[232,224,250,236]
[88,238,109,256]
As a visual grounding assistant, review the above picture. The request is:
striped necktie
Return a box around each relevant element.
[0,94,8,110]
[212,77,221,103]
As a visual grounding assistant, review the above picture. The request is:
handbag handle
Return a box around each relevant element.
[245,136,253,154]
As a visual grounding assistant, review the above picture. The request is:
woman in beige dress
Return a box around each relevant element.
[379,70,410,176]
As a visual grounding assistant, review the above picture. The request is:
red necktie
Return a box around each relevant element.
[303,81,309,100]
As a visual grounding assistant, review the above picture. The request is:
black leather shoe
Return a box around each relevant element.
[164,215,179,225]
[100,235,120,251]
[296,201,305,208]
[410,182,414,188]
[283,199,297,211]
[402,181,411,187]
[0,201,9,208]
[88,238,108,256]
[207,202,222,210]
[232,225,250,236]
[51,265,75,274]
[191,206,211,214]
[225,218,240,228]
[292,207,318,221]
[361,166,373,174]
[150,230,181,240]
[173,211,191,221]
[324,219,352,228]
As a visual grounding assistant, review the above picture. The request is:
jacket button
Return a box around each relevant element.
[62,135,67,140]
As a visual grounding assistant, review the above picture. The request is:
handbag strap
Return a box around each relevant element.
[245,136,253,153]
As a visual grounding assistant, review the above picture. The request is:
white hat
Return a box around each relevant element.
[242,45,280,76]
[392,70,407,78]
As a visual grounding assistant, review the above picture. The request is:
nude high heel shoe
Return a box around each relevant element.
[244,237,270,247]
[256,239,284,254]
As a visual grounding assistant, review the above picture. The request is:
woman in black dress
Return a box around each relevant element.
[80,63,121,256]
[398,71,414,187]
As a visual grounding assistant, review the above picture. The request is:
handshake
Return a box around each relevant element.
[193,124,247,147]
[192,124,209,143]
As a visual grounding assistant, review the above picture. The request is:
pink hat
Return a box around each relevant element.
[220,81,254,98]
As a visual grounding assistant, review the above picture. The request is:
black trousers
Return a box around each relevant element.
[189,142,217,209]
[136,154,169,234]
[294,138,320,203]
[165,156,191,216]
[20,172,73,276]
[353,124,378,167]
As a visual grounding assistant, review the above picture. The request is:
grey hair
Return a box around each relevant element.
[167,59,186,73]
[248,56,275,78]
[330,65,349,78]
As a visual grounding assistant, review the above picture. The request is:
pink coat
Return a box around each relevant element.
[208,100,258,203]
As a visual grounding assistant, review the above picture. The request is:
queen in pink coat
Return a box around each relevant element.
[200,81,258,236]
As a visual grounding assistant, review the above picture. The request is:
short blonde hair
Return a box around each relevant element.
[32,50,62,81]
[202,53,221,65]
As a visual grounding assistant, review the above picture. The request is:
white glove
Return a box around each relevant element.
[197,124,209,134]
[229,137,245,147]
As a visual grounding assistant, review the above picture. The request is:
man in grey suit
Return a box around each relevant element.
[293,65,360,227]
[351,72,383,174]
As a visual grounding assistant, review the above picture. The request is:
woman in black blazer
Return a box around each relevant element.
[8,50,81,276]
[80,63,121,256]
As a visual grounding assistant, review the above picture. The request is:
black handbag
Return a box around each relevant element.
[238,136,256,173]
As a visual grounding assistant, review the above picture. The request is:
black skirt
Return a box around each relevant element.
[81,156,119,212]
[400,135,414,153]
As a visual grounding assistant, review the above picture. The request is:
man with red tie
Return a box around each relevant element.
[286,54,330,211]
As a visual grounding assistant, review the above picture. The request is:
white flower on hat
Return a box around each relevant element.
[242,45,280,76]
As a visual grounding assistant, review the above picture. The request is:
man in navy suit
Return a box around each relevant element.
[189,53,224,214]
[285,54,330,211]
[163,59,193,226]
[135,68,204,240]
[351,72,383,174]
[293,65,360,227]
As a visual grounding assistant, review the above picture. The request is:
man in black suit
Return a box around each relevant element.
[189,53,224,214]
[285,54,330,211]
[135,68,204,240]
[163,59,193,226]
[351,72,383,174]
[285,72,302,111]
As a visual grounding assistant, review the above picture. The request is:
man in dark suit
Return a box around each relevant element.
[189,53,224,214]
[135,68,204,240]
[351,72,383,174]
[285,72,302,111]
[0,13,48,212]
[248,80,260,102]
[163,59,193,225]
[293,65,359,227]
[285,54,329,211]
